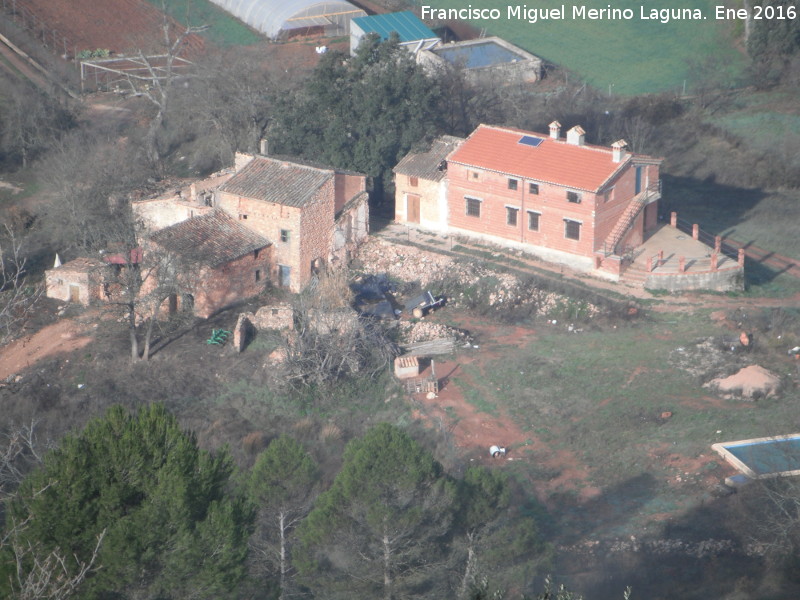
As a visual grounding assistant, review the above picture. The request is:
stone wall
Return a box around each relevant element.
[645,265,744,293]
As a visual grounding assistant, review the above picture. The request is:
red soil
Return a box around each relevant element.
[409,319,601,507]
[14,0,205,57]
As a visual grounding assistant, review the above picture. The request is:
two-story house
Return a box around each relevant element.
[395,122,662,277]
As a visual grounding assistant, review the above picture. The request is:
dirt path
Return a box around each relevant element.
[0,318,94,382]
[410,320,601,507]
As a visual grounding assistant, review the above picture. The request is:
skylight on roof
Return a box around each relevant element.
[518,135,543,147]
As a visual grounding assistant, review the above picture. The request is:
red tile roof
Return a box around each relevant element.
[447,124,630,192]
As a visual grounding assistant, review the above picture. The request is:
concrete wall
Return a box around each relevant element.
[447,162,601,259]
[133,197,213,232]
[395,174,448,231]
[45,261,105,305]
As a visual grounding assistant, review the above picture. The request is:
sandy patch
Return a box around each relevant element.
[704,364,781,399]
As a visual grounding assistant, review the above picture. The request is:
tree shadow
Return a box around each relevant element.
[661,175,768,239]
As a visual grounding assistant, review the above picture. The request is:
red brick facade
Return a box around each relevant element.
[395,125,662,273]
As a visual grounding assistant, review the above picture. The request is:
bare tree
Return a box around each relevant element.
[118,9,208,166]
[3,518,105,600]
[281,271,397,389]
[0,225,42,346]
[0,420,48,501]
[102,230,199,362]
[0,85,76,169]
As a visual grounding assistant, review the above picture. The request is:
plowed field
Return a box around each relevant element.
[13,0,204,57]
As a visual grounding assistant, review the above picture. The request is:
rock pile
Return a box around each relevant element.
[399,320,472,345]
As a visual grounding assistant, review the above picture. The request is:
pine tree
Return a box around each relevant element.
[3,404,253,600]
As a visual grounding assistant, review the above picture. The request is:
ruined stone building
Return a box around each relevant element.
[46,151,369,315]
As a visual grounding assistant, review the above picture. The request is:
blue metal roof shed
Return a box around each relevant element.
[350,11,440,55]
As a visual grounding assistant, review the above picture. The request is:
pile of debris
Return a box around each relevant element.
[354,238,600,319]
[400,320,472,345]
[355,238,453,286]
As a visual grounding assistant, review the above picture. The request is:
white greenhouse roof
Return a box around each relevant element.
[210,0,365,38]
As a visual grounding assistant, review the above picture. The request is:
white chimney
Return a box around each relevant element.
[612,139,628,163]
[549,120,561,140]
[566,125,586,146]
[259,138,269,156]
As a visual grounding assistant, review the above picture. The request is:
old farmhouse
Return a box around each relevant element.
[46,151,370,314]
[395,122,662,277]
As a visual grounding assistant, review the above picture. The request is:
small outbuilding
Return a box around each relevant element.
[45,257,107,306]
[350,11,440,55]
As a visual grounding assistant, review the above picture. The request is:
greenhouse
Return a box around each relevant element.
[208,0,366,39]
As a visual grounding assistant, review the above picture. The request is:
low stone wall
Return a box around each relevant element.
[645,265,744,293]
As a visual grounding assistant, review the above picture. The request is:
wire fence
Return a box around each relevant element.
[0,0,76,59]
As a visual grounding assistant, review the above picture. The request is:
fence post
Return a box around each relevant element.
[670,211,677,227]
[679,256,686,273]
[692,224,699,240]
[738,248,745,267]
[646,256,652,272]
[711,252,718,271]
[714,235,721,253]
[658,249,664,266]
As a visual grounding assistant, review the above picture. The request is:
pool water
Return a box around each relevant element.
[434,41,525,69]
[725,436,800,476]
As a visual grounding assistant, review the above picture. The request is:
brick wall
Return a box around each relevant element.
[447,163,599,258]
[191,248,272,318]
[216,180,335,293]
[299,180,335,290]
[334,172,366,214]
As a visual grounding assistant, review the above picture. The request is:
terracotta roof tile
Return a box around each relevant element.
[219,156,333,208]
[394,135,464,182]
[149,210,270,267]
[447,124,631,192]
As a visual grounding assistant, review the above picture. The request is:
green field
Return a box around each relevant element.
[423,0,747,95]
[145,0,263,46]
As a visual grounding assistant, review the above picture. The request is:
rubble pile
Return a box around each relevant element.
[355,238,453,286]
[669,337,752,382]
[399,320,472,345]
[355,238,600,319]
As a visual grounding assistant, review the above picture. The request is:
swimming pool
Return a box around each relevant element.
[434,40,527,69]
[713,434,800,479]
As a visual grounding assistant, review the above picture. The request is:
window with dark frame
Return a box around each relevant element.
[527,211,540,231]
[529,182,539,195]
[465,197,481,218]
[409,176,418,187]
[239,214,248,220]
[508,178,518,191]
[280,229,290,243]
[471,171,479,180]
[565,220,581,240]
[567,191,581,203]
[506,206,518,227]
[255,269,261,282]
[253,249,260,259]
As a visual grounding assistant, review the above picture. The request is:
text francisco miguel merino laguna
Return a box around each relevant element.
[421,4,781,24]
